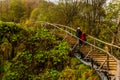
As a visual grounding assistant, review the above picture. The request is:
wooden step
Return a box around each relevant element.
[65,35,118,77]
[92,53,106,56]
[103,66,117,69]
[92,57,116,60]
[108,70,116,75]
[93,59,116,63]
[92,57,115,60]
[103,63,117,66]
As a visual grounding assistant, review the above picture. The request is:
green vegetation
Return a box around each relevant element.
[1,0,120,79]
[0,0,120,46]
[0,21,100,80]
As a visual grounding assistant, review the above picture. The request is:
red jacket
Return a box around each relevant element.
[80,33,86,41]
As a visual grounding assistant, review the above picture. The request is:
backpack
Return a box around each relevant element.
[80,33,86,41]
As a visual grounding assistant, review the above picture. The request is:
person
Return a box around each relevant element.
[76,27,82,45]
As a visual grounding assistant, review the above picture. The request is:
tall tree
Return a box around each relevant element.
[8,0,25,22]
[22,0,39,19]
[57,0,80,25]
[0,0,9,21]
[105,0,120,45]
[83,0,106,35]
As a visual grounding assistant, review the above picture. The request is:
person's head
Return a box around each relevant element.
[77,27,80,29]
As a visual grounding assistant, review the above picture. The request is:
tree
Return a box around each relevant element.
[57,0,80,25]
[8,0,25,22]
[83,0,106,35]
[0,21,100,80]
[105,1,120,45]
[22,0,39,20]
[0,0,9,21]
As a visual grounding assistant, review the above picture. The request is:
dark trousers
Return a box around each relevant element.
[78,39,82,45]
[79,40,82,45]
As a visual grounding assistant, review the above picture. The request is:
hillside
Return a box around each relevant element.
[0,21,100,80]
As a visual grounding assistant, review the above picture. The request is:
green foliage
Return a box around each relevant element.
[37,1,55,22]
[2,61,35,80]
[9,0,25,22]
[0,60,4,73]
[17,51,33,63]
[104,1,120,46]
[1,0,120,79]
[0,21,23,38]
[56,41,70,56]
[0,21,100,80]
[39,28,56,40]
[30,8,40,20]
[105,2,120,20]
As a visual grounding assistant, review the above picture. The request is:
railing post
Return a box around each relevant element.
[111,46,113,55]
[116,60,120,80]
[91,39,96,68]
[94,39,96,50]
[90,46,93,68]
[107,54,109,71]
[105,45,110,73]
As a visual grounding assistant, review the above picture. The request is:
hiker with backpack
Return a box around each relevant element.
[76,27,82,45]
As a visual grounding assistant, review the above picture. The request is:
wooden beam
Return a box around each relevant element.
[98,58,107,70]
[116,60,120,80]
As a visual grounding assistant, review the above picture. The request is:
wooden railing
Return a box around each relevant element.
[31,21,120,80]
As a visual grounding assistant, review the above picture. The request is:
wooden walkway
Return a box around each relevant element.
[34,21,120,80]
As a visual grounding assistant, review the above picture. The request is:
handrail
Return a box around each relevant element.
[32,21,119,61]
[29,21,120,80]
[41,22,118,61]
[54,23,120,49]
[88,35,120,49]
